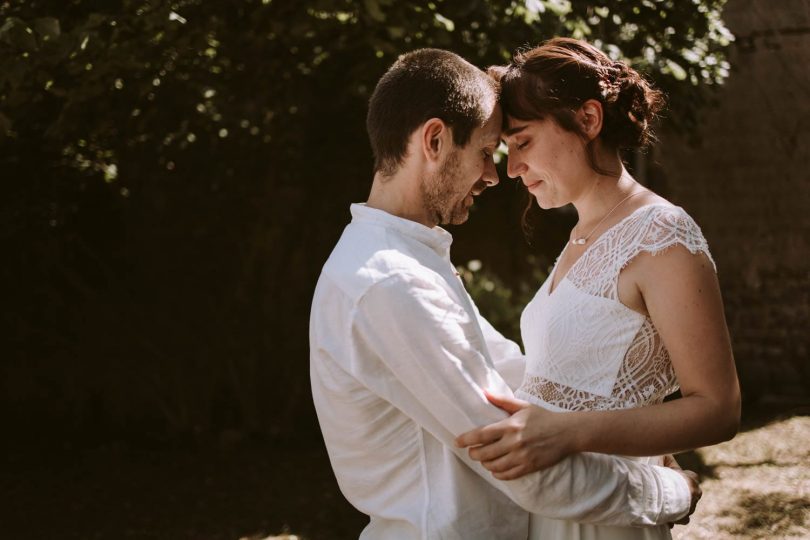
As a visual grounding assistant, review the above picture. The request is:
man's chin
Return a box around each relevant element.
[445,209,470,226]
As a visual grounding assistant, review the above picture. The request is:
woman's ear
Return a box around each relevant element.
[420,117,450,164]
[578,99,603,141]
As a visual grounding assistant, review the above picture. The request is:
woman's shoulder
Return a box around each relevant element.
[620,193,700,229]
[622,196,716,272]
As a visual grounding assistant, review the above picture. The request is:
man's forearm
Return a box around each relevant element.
[479,450,691,526]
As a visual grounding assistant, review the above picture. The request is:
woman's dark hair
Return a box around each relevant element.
[489,37,665,174]
[367,48,497,177]
[489,37,665,236]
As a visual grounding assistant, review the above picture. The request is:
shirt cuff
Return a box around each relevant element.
[656,465,692,523]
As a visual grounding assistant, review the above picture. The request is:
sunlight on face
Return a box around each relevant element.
[421,105,503,226]
[501,115,590,209]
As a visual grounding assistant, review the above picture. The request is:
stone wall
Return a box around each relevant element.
[654,0,810,400]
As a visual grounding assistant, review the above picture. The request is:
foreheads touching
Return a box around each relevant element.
[366,48,499,177]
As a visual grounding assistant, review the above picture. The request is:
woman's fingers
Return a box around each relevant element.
[484,391,530,414]
[484,452,525,474]
[455,392,532,448]
[493,464,528,481]
[455,420,507,448]
[468,438,511,462]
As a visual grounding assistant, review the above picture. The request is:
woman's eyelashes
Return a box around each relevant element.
[505,139,528,152]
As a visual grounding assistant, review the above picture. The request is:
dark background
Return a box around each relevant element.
[1,1,807,538]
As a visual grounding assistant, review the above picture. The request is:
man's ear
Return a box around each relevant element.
[578,99,603,142]
[420,118,451,164]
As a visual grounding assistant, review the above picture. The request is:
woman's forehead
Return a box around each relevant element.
[501,117,530,140]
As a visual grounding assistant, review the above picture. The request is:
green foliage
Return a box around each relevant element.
[0,0,734,437]
[458,256,549,344]
[0,1,732,164]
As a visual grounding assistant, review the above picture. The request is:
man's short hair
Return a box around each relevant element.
[366,49,497,176]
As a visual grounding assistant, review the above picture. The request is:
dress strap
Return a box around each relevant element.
[608,205,716,299]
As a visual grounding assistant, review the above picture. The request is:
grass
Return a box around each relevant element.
[673,408,810,540]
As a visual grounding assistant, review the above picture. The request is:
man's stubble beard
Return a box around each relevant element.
[420,149,470,226]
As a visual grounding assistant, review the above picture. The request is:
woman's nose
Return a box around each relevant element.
[506,153,526,179]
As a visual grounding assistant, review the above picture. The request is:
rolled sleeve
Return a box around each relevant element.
[655,465,692,523]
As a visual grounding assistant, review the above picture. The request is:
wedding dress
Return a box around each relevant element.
[517,204,715,540]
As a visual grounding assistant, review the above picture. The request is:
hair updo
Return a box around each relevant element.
[489,37,665,164]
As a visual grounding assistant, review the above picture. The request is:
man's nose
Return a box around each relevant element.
[482,156,499,187]
[506,153,526,179]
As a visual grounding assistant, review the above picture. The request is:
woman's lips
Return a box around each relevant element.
[525,179,542,190]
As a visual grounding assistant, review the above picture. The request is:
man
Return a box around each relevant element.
[310,49,698,539]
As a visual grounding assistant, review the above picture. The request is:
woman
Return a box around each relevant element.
[456,38,741,539]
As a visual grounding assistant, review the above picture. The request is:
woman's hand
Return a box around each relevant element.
[455,392,581,480]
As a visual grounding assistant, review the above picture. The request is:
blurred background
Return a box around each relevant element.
[1,0,808,538]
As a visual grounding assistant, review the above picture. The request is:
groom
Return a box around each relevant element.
[310,48,699,539]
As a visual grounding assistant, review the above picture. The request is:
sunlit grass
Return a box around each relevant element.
[673,416,810,539]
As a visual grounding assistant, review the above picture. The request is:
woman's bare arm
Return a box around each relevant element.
[456,245,740,480]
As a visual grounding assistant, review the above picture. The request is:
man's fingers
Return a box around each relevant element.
[683,470,702,503]
[669,516,690,528]
[663,454,682,470]
[484,391,529,415]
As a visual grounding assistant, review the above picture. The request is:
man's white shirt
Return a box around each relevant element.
[309,203,690,539]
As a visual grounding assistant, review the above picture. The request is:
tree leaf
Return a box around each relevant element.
[0,17,38,51]
[664,58,688,81]
[363,0,386,22]
[0,111,12,137]
[33,17,61,41]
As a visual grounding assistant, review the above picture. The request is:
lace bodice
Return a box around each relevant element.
[517,204,715,412]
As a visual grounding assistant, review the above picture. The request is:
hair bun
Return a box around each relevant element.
[603,61,664,149]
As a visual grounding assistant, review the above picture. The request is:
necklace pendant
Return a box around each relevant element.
[571,238,587,246]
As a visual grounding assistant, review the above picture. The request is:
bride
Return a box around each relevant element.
[457,38,741,539]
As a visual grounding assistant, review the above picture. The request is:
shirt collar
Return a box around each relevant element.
[350,203,453,257]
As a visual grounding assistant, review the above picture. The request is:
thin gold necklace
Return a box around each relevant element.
[570,190,647,246]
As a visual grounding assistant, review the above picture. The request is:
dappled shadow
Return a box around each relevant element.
[721,491,810,537]
[675,399,810,481]
[674,449,718,480]
[738,398,810,433]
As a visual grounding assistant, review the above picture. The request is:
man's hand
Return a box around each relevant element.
[663,454,702,528]
[454,392,579,480]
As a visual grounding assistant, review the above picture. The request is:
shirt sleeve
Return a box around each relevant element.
[349,271,690,526]
[470,297,526,391]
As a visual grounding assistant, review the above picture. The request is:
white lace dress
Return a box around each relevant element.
[518,204,715,540]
